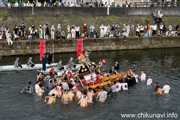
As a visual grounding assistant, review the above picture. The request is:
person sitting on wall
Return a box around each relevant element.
[14,34,19,41]
[84,32,90,39]
[28,34,34,41]
[94,31,99,38]
[116,32,120,38]
[61,30,66,39]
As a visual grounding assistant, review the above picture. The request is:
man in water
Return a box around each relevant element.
[131,64,137,72]
[154,82,160,91]
[116,79,121,92]
[69,57,76,68]
[35,81,41,94]
[14,58,22,68]
[57,59,64,70]
[96,88,107,102]
[87,88,94,103]
[78,94,88,107]
[147,75,153,86]
[42,54,48,71]
[21,81,34,94]
[48,87,61,97]
[44,94,56,104]
[61,89,71,105]
[68,89,74,101]
[111,81,117,93]
[140,71,146,81]
[156,86,162,95]
[162,83,171,93]
[122,80,128,90]
[48,51,53,65]
[27,57,35,67]
[114,61,119,71]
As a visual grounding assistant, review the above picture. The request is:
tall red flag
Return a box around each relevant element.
[39,41,45,61]
[77,39,83,58]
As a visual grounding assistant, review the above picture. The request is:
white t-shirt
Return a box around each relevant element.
[57,71,64,77]
[153,25,157,30]
[122,83,128,90]
[61,82,69,90]
[141,73,146,81]
[116,83,121,92]
[97,91,107,102]
[111,85,117,93]
[75,27,80,32]
[147,78,152,86]
[133,74,139,83]
[35,84,40,94]
[159,14,163,18]
[136,26,140,32]
[160,25,163,29]
[162,85,171,93]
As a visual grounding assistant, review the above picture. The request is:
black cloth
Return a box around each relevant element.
[48,54,53,64]
[105,87,112,95]
[76,31,80,39]
[50,72,56,78]
[68,83,74,89]
[46,27,49,35]
[114,64,119,70]
[14,28,18,34]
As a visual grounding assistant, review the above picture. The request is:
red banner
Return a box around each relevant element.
[39,41,45,61]
[77,39,83,58]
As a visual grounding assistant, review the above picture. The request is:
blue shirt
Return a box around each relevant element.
[42,57,48,64]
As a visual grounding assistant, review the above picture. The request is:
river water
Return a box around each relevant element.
[0,48,180,120]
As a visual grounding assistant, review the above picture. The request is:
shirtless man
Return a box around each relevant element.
[44,94,56,104]
[78,95,88,107]
[48,87,61,97]
[76,89,82,99]
[61,89,71,105]
[87,88,94,103]
[156,86,162,95]
[68,89,74,101]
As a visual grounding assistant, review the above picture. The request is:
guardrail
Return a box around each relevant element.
[134,2,180,7]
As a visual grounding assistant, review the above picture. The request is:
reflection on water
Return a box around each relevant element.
[0,48,180,120]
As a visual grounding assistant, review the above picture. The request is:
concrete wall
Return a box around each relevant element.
[0,7,180,16]
[0,37,180,56]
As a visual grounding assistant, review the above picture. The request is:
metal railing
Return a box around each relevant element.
[134,2,180,7]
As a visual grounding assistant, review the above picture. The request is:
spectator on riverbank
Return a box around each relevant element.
[1,20,180,44]
[71,26,76,39]
[39,25,43,39]
[136,24,140,37]
[75,26,80,39]
[89,24,95,38]
[6,31,13,45]
[51,25,55,40]
[45,24,49,39]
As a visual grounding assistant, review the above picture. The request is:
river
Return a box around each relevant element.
[0,48,180,120]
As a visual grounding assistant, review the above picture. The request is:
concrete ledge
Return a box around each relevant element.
[0,37,180,56]
[0,7,180,16]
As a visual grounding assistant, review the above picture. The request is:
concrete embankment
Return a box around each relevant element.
[0,37,180,56]
[0,7,180,16]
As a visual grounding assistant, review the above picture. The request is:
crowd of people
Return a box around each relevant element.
[1,20,180,45]
[21,60,171,107]
[2,1,133,8]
